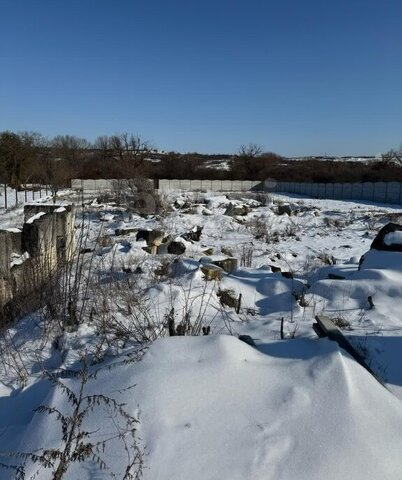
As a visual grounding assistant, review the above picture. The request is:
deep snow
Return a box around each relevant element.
[12,336,402,480]
[0,188,402,479]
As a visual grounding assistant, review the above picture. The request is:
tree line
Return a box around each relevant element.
[1,131,401,189]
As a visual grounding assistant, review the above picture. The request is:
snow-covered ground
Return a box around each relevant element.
[0,188,402,479]
[288,155,381,162]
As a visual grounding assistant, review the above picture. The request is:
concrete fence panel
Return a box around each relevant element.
[71,179,83,190]
[386,182,401,204]
[333,183,343,199]
[190,180,202,190]
[373,183,387,202]
[318,183,326,197]
[211,180,222,191]
[341,183,352,199]
[178,180,191,191]
[160,179,171,190]
[283,182,292,193]
[362,183,374,201]
[310,183,319,197]
[250,180,264,191]
[230,181,242,191]
[328,183,336,199]
[351,183,361,200]
[220,180,232,191]
[293,182,302,195]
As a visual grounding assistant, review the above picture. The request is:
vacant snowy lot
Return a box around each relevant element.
[0,188,401,479]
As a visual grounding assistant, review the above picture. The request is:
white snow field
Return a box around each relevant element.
[12,336,402,480]
[0,188,402,479]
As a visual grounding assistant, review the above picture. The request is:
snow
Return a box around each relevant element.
[26,211,46,224]
[1,187,402,478]
[10,251,30,268]
[384,230,402,245]
[54,206,66,213]
[10,336,402,480]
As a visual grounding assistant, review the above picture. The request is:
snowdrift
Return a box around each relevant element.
[14,335,402,480]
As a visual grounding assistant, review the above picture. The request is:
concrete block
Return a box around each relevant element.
[0,231,12,276]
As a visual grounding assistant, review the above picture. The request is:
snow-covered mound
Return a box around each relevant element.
[15,336,402,480]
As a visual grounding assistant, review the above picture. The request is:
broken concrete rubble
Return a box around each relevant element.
[224,204,250,217]
[200,264,223,281]
[181,226,203,242]
[0,203,76,316]
[371,223,402,252]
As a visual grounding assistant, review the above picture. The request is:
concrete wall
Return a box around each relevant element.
[71,178,114,193]
[72,178,264,193]
[157,179,263,192]
[272,181,402,205]
[72,178,402,205]
[0,204,76,314]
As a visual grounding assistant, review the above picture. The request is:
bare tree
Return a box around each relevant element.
[238,143,263,158]
[94,135,110,159]
[44,158,70,202]
[382,147,402,166]
[110,134,125,161]
[0,131,25,187]
[51,135,90,161]
[233,143,264,179]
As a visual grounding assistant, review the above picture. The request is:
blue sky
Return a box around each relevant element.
[1,0,401,155]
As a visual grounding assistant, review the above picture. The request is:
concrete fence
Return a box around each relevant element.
[157,179,263,192]
[158,179,402,204]
[0,184,49,210]
[71,179,402,205]
[71,179,116,193]
[71,179,263,193]
[272,181,402,204]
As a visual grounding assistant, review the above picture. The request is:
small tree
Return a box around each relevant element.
[41,157,70,203]
[0,131,24,187]
[382,147,402,166]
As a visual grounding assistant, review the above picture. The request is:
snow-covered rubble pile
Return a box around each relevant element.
[2,191,402,478]
[12,336,402,480]
[384,231,402,245]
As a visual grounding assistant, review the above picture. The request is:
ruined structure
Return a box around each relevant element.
[0,204,75,316]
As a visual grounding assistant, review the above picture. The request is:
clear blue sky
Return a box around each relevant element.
[1,0,401,156]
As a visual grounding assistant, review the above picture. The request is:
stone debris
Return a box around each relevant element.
[1,204,76,313]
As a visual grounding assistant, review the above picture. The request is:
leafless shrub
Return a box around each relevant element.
[363,214,381,233]
[317,251,336,265]
[239,245,254,267]
[0,329,30,387]
[284,221,298,238]
[217,288,239,309]
[292,289,309,307]
[280,317,298,339]
[0,357,144,480]
[245,217,271,241]
[323,216,348,230]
